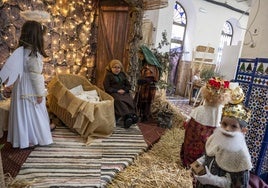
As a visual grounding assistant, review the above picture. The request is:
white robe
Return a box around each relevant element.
[6,48,53,149]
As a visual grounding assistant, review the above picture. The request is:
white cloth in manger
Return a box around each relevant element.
[69,85,102,103]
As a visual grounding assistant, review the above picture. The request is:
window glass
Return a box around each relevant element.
[217,21,233,64]
[171,2,186,50]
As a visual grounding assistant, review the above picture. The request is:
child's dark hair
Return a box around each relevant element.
[18,20,48,57]
[237,119,248,128]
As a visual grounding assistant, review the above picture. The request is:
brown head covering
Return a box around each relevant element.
[105,59,124,72]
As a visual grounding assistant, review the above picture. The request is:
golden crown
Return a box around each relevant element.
[222,103,251,124]
[222,84,251,124]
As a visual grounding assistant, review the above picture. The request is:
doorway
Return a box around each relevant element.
[96,1,130,88]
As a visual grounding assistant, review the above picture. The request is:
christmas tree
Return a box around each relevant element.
[265,66,268,75]
[256,63,264,74]
[246,63,253,72]
[240,62,246,72]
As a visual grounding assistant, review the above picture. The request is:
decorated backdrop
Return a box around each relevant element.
[234,57,268,181]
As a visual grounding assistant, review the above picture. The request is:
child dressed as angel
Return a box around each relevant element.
[0,16,54,148]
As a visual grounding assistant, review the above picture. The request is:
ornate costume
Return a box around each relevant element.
[196,128,252,188]
[194,84,253,188]
[135,45,161,122]
[180,106,221,167]
[181,77,230,167]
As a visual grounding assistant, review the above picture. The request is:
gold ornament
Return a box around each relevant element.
[222,103,251,124]
[223,85,251,124]
[230,86,245,104]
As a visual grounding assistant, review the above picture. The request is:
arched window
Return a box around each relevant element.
[167,2,187,96]
[217,21,233,64]
[170,2,187,50]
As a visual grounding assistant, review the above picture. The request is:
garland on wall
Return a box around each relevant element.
[44,0,97,81]
[0,0,40,66]
[0,0,154,88]
[0,0,97,83]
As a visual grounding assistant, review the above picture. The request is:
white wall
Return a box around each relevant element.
[241,0,268,58]
[142,9,160,47]
[219,41,242,80]
[143,0,250,63]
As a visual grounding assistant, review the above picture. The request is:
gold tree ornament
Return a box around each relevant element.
[20,10,51,22]
[230,87,245,104]
[222,83,251,126]
[229,83,245,104]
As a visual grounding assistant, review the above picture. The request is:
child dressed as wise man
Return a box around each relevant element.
[180,77,231,167]
[193,85,252,187]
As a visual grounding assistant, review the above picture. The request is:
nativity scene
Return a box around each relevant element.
[0,0,267,187]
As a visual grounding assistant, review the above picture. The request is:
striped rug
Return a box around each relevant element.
[15,124,148,187]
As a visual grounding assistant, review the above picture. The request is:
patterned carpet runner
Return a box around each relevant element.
[15,124,148,187]
[167,95,193,116]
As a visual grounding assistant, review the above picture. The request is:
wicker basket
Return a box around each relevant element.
[47,74,115,143]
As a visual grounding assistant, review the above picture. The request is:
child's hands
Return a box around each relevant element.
[195,166,213,184]
[196,155,205,165]
[37,96,43,104]
[195,166,231,187]
[117,89,125,95]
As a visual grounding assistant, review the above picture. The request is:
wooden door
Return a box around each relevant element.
[96,4,130,89]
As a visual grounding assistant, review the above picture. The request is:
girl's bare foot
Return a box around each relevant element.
[50,122,56,131]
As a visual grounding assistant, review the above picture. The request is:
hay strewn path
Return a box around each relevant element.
[108,95,193,188]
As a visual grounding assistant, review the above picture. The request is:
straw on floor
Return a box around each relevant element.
[107,126,193,188]
[107,95,193,187]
